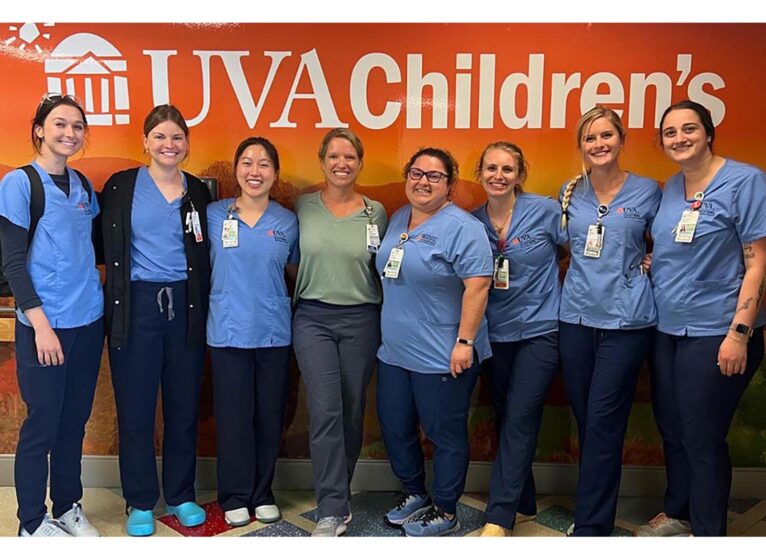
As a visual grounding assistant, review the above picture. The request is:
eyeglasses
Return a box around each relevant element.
[407,167,448,183]
[39,92,83,107]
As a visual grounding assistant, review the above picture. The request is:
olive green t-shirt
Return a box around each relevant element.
[294,191,388,305]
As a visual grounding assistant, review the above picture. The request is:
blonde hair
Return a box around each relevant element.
[560,106,625,229]
[317,128,364,161]
[474,141,527,194]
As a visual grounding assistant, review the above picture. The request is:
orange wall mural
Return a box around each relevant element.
[1,22,766,466]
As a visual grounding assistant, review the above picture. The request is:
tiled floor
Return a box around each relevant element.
[1,486,765,537]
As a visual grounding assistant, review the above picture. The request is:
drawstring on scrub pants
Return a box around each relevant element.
[156,286,175,321]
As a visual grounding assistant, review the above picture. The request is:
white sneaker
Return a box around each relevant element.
[312,516,347,537]
[224,507,252,527]
[254,504,281,523]
[20,514,71,537]
[57,503,100,537]
[634,512,692,537]
[566,522,574,536]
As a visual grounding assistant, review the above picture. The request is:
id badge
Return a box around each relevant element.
[383,247,404,279]
[222,218,238,248]
[493,257,509,290]
[366,224,380,253]
[674,210,699,243]
[584,224,604,258]
[190,211,204,243]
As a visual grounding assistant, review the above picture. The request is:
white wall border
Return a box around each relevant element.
[1,455,765,499]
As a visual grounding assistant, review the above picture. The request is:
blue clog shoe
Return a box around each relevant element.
[166,502,206,527]
[126,508,155,537]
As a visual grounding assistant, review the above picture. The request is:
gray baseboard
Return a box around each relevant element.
[2,454,765,499]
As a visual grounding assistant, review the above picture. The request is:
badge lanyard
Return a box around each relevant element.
[488,202,513,290]
[184,198,204,244]
[383,232,408,279]
[584,204,608,258]
[673,191,704,244]
[364,202,380,253]
[221,203,239,248]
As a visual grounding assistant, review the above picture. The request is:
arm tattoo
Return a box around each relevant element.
[744,242,755,259]
[757,277,766,308]
[737,297,753,313]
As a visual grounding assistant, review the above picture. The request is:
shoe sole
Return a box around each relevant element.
[384,505,432,527]
[404,520,461,537]
[126,525,154,537]
[225,518,252,528]
[255,515,281,524]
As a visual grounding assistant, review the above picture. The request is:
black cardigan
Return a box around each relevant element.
[100,168,211,349]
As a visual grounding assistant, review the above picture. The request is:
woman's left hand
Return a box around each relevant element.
[450,343,474,378]
[717,335,748,376]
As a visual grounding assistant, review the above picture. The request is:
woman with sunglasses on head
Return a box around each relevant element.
[471,142,567,537]
[100,104,211,537]
[635,100,766,537]
[376,148,493,537]
[0,94,103,537]
[206,137,298,528]
[292,128,387,537]
[558,106,661,537]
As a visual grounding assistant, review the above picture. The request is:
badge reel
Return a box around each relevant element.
[222,206,239,248]
[674,192,703,244]
[584,204,608,258]
[383,233,408,279]
[186,200,204,244]
[363,205,380,253]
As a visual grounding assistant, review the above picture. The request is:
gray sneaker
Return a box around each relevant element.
[312,516,347,537]
[634,513,692,537]
[20,515,71,537]
[57,503,100,537]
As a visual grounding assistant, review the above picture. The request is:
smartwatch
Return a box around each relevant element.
[730,323,754,338]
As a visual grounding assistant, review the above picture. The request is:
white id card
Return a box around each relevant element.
[366,224,380,253]
[674,210,699,243]
[222,218,238,248]
[493,258,509,290]
[191,211,204,243]
[584,224,604,258]
[383,247,404,279]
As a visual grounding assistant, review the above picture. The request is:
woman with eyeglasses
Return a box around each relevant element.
[471,142,567,537]
[558,106,660,537]
[0,94,103,537]
[100,104,211,537]
[635,100,766,537]
[292,128,387,537]
[376,147,493,537]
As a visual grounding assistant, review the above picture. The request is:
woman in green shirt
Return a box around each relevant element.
[293,128,387,537]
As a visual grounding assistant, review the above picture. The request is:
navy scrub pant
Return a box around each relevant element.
[559,322,651,537]
[14,318,104,534]
[292,300,380,518]
[210,345,290,512]
[109,281,205,511]
[484,332,558,529]
[376,359,480,515]
[650,328,764,536]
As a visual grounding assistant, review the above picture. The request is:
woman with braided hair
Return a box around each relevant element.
[558,106,661,537]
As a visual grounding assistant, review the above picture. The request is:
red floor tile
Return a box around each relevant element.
[158,501,251,537]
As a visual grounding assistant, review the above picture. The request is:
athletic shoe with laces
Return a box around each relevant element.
[402,505,460,537]
[384,492,432,526]
[56,503,100,537]
[634,512,692,537]
[19,514,71,537]
[311,516,347,537]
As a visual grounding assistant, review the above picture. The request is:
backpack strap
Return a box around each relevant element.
[19,165,45,246]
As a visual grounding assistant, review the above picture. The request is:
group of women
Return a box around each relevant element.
[1,93,764,539]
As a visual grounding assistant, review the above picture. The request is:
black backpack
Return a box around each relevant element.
[0,165,92,297]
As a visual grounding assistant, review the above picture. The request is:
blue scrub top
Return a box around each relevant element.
[559,173,661,329]
[376,203,494,374]
[0,161,103,328]
[207,198,299,348]
[651,159,766,336]
[130,166,188,282]
[472,193,567,342]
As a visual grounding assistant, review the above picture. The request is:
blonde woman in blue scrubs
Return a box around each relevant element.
[558,106,661,537]
[207,137,298,528]
[0,94,103,537]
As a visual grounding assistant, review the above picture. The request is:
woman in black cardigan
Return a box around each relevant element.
[100,104,211,537]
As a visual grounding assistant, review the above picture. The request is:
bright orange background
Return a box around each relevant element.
[1,23,765,202]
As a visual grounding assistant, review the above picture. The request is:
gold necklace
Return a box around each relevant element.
[487,203,514,236]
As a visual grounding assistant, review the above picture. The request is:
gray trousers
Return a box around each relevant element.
[292,299,380,518]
